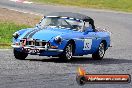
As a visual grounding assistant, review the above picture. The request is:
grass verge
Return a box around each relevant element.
[0,8,41,48]
[32,0,132,12]
[0,21,31,48]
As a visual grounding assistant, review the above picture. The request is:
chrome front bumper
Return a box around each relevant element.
[11,45,63,52]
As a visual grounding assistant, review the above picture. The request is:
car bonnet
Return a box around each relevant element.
[20,27,74,41]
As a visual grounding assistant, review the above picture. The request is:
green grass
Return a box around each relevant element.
[32,0,132,12]
[0,21,31,48]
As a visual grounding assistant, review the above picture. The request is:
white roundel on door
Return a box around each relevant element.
[83,39,92,50]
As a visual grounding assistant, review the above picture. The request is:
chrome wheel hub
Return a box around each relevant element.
[66,44,73,60]
[99,43,105,58]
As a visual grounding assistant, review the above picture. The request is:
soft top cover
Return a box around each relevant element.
[46,12,95,29]
[46,12,93,22]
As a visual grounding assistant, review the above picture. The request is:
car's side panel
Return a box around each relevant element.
[96,32,110,49]
[57,31,109,56]
[66,32,99,55]
[81,31,110,55]
[83,32,98,54]
[74,39,85,55]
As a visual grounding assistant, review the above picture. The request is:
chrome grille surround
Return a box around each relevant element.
[20,39,48,47]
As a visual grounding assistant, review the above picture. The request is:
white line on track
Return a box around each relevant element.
[0,49,12,51]
[10,0,33,4]
[8,0,132,15]
[8,8,43,16]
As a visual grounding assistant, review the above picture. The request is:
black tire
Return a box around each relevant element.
[92,42,105,60]
[13,49,28,60]
[59,43,73,61]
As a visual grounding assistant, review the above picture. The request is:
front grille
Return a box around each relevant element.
[29,41,35,45]
[20,39,47,47]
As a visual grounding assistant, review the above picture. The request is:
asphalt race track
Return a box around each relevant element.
[0,0,132,88]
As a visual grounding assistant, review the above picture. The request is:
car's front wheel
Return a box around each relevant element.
[13,49,28,60]
[92,42,105,60]
[59,43,73,61]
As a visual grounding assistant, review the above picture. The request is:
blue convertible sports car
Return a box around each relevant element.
[11,12,111,61]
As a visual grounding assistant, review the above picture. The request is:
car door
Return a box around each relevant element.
[82,28,99,54]
[72,30,97,55]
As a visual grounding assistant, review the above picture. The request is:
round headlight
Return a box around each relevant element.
[54,36,62,44]
[13,32,20,39]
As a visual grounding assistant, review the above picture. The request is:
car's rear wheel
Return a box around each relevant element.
[59,43,73,61]
[14,49,28,60]
[92,42,105,60]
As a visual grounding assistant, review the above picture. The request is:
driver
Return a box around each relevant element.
[49,18,60,26]
[81,22,93,32]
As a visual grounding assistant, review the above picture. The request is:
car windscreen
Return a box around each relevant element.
[39,17,83,31]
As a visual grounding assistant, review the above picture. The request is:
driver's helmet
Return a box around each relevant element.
[50,18,60,26]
